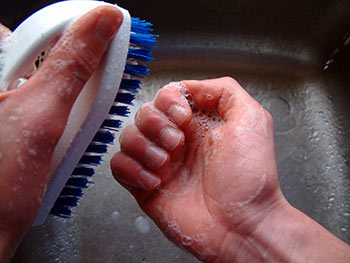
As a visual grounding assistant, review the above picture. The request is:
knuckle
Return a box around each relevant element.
[263,108,274,124]
[70,46,99,85]
[222,76,239,86]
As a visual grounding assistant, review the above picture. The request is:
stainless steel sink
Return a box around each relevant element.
[9,0,350,262]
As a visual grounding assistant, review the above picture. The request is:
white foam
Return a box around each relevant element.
[0,29,12,91]
[230,173,267,207]
[191,106,225,138]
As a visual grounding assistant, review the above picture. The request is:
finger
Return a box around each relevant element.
[120,124,169,171]
[23,5,123,114]
[153,83,192,128]
[110,151,161,191]
[182,77,263,123]
[0,23,11,41]
[135,103,185,151]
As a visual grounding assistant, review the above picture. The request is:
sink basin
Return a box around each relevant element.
[8,0,350,262]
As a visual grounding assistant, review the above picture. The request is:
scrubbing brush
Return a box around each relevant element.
[0,0,157,226]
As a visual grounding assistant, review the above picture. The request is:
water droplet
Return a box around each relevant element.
[28,148,37,156]
[135,216,150,234]
[8,116,18,123]
[111,211,120,220]
[17,156,25,170]
[328,196,335,202]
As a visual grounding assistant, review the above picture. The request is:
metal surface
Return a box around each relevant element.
[8,0,350,262]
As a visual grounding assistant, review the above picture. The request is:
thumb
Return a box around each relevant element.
[0,23,11,42]
[23,5,123,115]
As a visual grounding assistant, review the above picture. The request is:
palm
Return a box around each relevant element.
[112,78,281,261]
[137,106,278,261]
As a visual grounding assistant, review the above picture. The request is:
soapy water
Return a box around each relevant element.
[155,205,217,261]
[167,82,226,139]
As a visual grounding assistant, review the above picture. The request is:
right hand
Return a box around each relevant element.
[111,77,285,262]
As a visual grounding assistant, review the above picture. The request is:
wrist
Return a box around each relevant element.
[212,191,350,263]
[249,195,350,263]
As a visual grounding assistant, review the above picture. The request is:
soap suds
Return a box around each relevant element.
[168,81,226,139]
[22,129,31,137]
[8,116,18,123]
[28,148,37,156]
[155,205,217,261]
[135,216,150,234]
[230,173,267,207]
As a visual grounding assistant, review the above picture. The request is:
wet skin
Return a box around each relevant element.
[0,5,349,262]
[0,6,122,261]
[111,78,350,262]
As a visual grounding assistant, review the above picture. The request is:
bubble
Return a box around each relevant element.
[8,115,18,123]
[17,156,25,170]
[28,148,37,156]
[22,129,31,137]
[111,211,120,220]
[135,216,150,234]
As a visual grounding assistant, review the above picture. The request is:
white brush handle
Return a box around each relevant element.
[1,0,131,226]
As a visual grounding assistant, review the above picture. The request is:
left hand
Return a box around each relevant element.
[0,6,122,261]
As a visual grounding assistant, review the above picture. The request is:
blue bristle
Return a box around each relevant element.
[115,92,135,104]
[124,64,149,78]
[50,16,157,218]
[72,167,94,176]
[131,17,153,34]
[66,177,92,188]
[86,144,108,154]
[102,119,123,130]
[120,79,141,92]
[92,130,114,144]
[50,205,72,217]
[60,187,83,197]
[79,155,102,165]
[109,105,130,116]
[128,48,153,62]
[130,33,157,49]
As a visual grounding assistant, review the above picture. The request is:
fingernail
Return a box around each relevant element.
[168,104,189,127]
[145,146,168,170]
[160,127,183,151]
[96,7,123,41]
[139,170,161,191]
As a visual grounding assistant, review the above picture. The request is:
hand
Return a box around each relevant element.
[0,6,122,261]
[111,78,350,262]
[111,78,282,261]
